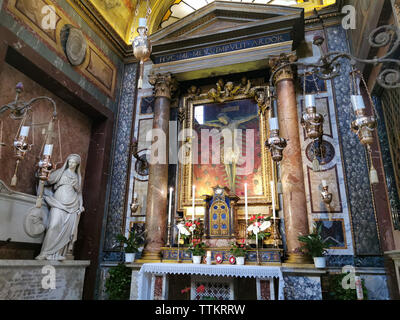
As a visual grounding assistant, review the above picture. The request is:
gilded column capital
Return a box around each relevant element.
[269,53,298,85]
[148,72,177,99]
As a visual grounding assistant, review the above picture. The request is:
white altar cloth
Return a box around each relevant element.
[137,263,284,300]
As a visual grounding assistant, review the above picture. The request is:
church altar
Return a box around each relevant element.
[137,263,284,300]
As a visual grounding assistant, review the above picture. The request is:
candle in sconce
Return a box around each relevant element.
[43,144,53,156]
[305,94,316,108]
[322,180,328,188]
[244,183,248,225]
[269,118,279,131]
[20,126,30,137]
[270,181,276,219]
[138,18,147,28]
[192,185,196,221]
[168,188,173,226]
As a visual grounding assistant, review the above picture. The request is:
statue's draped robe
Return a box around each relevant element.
[38,168,81,259]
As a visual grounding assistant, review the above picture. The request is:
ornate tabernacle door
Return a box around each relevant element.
[204,186,238,238]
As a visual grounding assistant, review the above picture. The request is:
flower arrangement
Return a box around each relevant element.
[177,219,204,243]
[230,239,248,257]
[247,215,272,240]
[188,238,207,257]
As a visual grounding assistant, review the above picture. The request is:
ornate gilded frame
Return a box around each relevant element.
[177,81,276,217]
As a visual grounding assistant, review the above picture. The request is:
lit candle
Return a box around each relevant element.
[322,180,328,188]
[168,188,173,226]
[138,18,147,28]
[43,144,53,156]
[192,185,196,221]
[351,95,366,111]
[269,118,279,131]
[244,183,248,225]
[270,181,276,219]
[305,94,316,108]
[20,126,30,137]
[207,251,212,265]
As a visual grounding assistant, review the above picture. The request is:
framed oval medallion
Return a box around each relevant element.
[66,27,87,66]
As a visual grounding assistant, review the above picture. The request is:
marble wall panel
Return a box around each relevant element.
[325,25,380,255]
[297,29,355,256]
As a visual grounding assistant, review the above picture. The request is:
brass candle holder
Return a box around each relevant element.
[321,181,333,221]
[266,129,287,162]
[36,151,53,208]
[11,127,31,187]
[350,103,377,146]
[301,95,324,141]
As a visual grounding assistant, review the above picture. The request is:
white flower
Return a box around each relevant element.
[177,224,191,236]
[260,221,271,232]
[247,224,260,235]
[189,225,196,232]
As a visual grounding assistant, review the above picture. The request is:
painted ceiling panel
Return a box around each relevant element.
[84,0,336,45]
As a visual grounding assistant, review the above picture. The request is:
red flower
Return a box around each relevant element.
[250,215,256,221]
[240,239,245,244]
[196,285,206,294]
[181,287,191,294]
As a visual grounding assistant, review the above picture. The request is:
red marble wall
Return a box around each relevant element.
[0,63,92,195]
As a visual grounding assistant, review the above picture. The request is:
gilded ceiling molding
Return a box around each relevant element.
[67,0,136,60]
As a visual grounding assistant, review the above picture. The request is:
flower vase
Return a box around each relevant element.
[313,257,326,268]
[192,256,202,264]
[236,257,245,265]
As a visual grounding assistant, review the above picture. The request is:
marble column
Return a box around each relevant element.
[140,73,175,262]
[269,54,311,264]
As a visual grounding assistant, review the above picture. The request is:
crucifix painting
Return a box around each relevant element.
[192,98,263,198]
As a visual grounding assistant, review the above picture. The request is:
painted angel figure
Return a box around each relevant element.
[36,154,84,261]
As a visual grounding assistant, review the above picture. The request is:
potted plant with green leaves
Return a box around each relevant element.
[298,224,331,268]
[188,238,206,264]
[116,228,145,263]
[105,263,132,300]
[230,239,248,265]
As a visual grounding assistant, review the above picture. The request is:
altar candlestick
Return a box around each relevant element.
[192,185,196,221]
[168,188,173,226]
[322,180,328,188]
[270,181,276,219]
[244,183,248,225]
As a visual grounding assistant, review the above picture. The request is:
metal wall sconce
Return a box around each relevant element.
[321,180,333,221]
[301,94,324,141]
[266,96,287,163]
[131,137,149,177]
[0,82,58,189]
[132,18,152,89]
[131,192,141,215]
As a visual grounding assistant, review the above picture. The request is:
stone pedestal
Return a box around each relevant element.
[0,260,89,300]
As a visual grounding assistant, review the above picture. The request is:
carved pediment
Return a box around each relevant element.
[150,1,304,62]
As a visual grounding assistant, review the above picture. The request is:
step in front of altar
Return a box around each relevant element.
[161,247,283,264]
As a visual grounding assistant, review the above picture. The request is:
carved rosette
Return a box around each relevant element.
[269,53,298,85]
[148,73,177,99]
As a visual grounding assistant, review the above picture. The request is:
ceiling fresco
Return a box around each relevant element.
[81,0,336,45]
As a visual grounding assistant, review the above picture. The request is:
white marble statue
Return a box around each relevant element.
[36,154,84,261]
